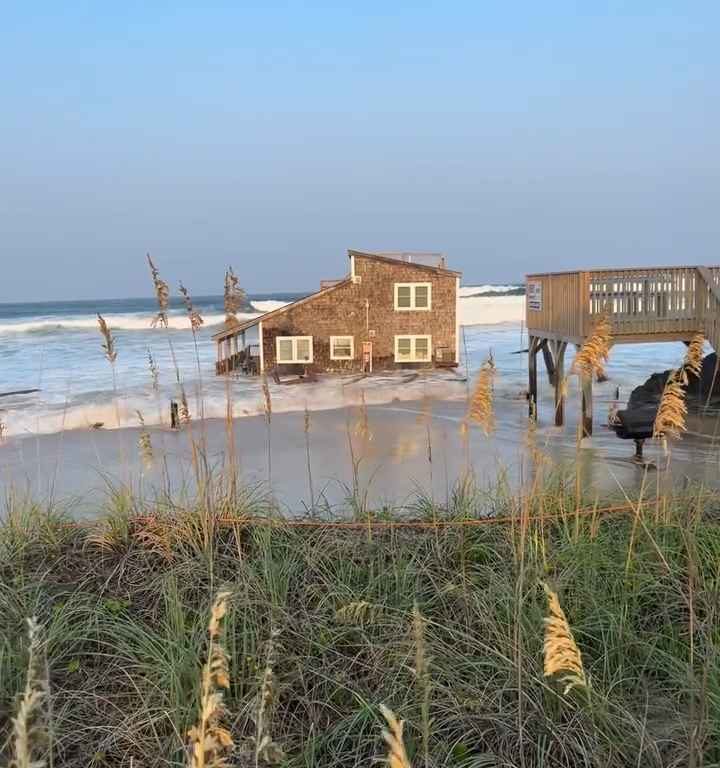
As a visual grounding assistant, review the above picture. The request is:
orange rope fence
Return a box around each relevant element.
[62,490,716,532]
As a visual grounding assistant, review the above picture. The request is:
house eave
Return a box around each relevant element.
[212,278,354,341]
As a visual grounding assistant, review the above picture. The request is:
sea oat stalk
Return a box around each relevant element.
[11,617,49,768]
[379,705,412,768]
[97,313,122,429]
[97,313,117,363]
[570,315,612,381]
[468,355,496,434]
[543,584,588,696]
[684,333,704,379]
[654,369,689,443]
[254,628,284,767]
[136,411,154,470]
[147,253,170,328]
[187,591,234,768]
[146,255,192,427]
[224,266,246,322]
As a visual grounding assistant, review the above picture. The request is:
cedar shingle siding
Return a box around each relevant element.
[262,253,459,374]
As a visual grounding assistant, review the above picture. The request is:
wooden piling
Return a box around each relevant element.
[528,336,538,418]
[581,373,593,437]
[552,340,567,427]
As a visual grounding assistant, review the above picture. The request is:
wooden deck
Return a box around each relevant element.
[526,265,720,434]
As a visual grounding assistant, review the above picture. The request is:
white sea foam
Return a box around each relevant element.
[0,312,253,335]
[251,299,291,313]
[3,371,468,437]
[459,284,521,297]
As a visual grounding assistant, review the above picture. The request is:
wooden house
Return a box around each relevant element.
[214,250,461,376]
[525,265,720,435]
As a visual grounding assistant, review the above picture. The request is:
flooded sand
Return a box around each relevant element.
[2,382,719,517]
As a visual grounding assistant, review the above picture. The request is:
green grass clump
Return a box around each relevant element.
[0,478,719,767]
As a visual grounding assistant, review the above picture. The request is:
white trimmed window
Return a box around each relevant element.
[276,336,313,363]
[394,282,432,311]
[330,335,354,360]
[394,335,432,363]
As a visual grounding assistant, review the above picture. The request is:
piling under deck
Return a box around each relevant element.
[525,265,720,435]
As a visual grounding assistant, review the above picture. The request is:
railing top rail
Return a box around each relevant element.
[527,265,720,279]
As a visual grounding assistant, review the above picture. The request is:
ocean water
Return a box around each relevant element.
[0,287,699,441]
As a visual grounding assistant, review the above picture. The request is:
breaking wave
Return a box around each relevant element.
[0,301,290,335]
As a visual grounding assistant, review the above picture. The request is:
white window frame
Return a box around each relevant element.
[275,335,314,364]
[330,335,355,360]
[394,282,432,311]
[394,335,432,363]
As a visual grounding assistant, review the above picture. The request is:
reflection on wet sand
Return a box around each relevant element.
[3,376,720,519]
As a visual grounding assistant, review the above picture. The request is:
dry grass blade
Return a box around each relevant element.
[353,389,373,441]
[180,389,192,425]
[571,315,612,380]
[187,590,234,768]
[261,377,272,423]
[147,253,170,328]
[224,266,246,321]
[179,282,204,332]
[12,617,49,768]
[543,584,588,696]
[97,313,117,363]
[412,603,431,768]
[468,356,496,434]
[379,705,412,768]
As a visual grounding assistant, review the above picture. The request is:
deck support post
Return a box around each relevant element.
[540,340,555,384]
[581,372,593,437]
[528,336,538,418]
[552,340,567,427]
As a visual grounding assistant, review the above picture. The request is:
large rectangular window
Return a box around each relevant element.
[394,282,432,311]
[394,335,432,362]
[330,335,354,360]
[276,336,313,364]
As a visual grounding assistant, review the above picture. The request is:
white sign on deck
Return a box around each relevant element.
[527,281,542,311]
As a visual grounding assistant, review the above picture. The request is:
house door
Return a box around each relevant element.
[362,341,373,373]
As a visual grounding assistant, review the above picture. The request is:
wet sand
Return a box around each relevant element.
[2,384,720,517]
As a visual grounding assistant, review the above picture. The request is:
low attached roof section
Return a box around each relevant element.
[348,249,462,277]
[212,278,353,341]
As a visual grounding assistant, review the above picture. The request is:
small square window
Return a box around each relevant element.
[394,335,432,363]
[397,338,412,359]
[396,286,412,308]
[275,336,314,364]
[394,283,432,311]
[415,337,429,360]
[414,285,429,308]
[330,336,354,360]
[277,338,294,362]
[296,338,311,361]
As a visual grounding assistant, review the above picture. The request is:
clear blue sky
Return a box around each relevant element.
[1,1,718,301]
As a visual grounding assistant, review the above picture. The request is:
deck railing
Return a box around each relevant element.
[526,266,720,341]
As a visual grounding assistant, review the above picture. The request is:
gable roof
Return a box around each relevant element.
[212,249,460,341]
[211,278,353,340]
[348,250,462,277]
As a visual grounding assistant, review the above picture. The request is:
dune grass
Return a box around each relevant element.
[0,477,719,767]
